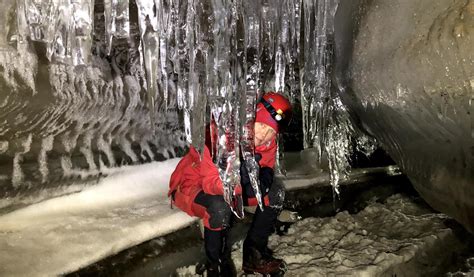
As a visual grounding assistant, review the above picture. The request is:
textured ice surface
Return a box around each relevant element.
[334,0,473,231]
[0,158,197,276]
[177,194,453,276]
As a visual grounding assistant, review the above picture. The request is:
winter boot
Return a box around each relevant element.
[197,228,237,277]
[242,206,285,275]
[242,242,285,275]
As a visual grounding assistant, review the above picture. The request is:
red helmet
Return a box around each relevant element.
[256,92,292,132]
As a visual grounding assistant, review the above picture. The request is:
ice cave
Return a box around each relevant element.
[0,0,472,276]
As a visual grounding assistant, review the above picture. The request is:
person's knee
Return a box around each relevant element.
[207,197,232,229]
[268,179,285,209]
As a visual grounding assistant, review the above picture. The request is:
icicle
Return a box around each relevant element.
[274,0,288,94]
[142,21,159,128]
[103,0,116,55]
[173,0,193,142]
[104,0,130,55]
[300,0,353,195]
[23,0,60,44]
[185,0,197,145]
[209,0,243,218]
[241,0,264,210]
[70,0,93,65]
[286,0,301,101]
[136,0,160,128]
[15,0,29,45]
[0,1,15,47]
[155,0,171,110]
[46,1,66,62]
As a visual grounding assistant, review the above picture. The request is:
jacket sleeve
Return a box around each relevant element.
[200,146,224,195]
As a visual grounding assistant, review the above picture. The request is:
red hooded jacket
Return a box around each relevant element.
[168,126,277,217]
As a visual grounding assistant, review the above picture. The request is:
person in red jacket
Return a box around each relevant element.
[169,92,292,276]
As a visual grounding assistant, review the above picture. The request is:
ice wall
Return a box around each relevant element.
[0,0,187,210]
[334,0,473,231]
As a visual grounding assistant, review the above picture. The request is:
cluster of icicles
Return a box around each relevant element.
[2,0,375,214]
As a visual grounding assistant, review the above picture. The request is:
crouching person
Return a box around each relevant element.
[168,92,292,276]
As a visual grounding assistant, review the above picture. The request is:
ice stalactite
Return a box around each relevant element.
[188,0,210,154]
[174,0,193,144]
[208,0,245,217]
[272,0,302,176]
[46,2,69,62]
[38,0,94,65]
[240,0,264,210]
[0,1,15,47]
[71,1,94,66]
[14,0,28,45]
[24,0,57,43]
[299,0,363,193]
[103,0,130,55]
[156,0,171,111]
[136,0,160,128]
[274,0,288,94]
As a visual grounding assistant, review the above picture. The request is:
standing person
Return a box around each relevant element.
[169,92,292,276]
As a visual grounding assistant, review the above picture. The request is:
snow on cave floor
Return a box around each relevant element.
[73,181,474,277]
[174,194,469,277]
[1,157,473,277]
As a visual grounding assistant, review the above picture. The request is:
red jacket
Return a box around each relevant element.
[168,128,277,216]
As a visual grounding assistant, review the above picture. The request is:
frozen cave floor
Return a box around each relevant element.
[1,157,473,276]
[71,172,474,277]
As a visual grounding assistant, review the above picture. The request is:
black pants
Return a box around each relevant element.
[194,179,285,264]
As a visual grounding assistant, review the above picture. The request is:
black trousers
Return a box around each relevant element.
[194,178,285,264]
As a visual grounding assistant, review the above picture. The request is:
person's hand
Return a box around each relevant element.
[259,167,274,194]
[217,156,228,171]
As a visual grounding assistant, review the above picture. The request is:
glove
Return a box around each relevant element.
[218,156,228,171]
[259,167,274,194]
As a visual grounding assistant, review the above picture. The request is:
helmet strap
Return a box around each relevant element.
[260,98,285,122]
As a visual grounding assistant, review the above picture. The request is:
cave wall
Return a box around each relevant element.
[0,1,186,211]
[335,0,473,231]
